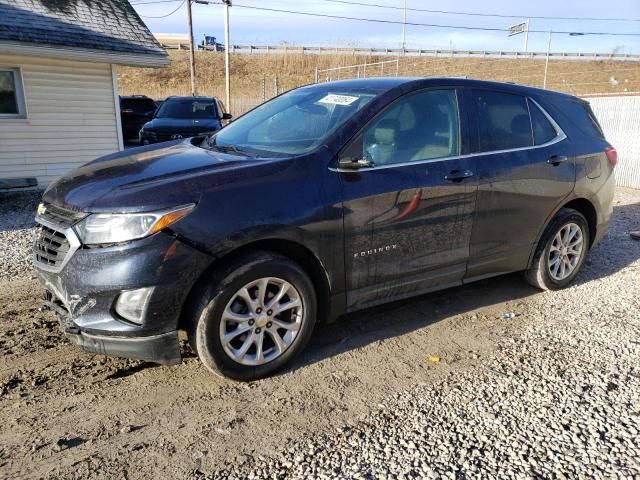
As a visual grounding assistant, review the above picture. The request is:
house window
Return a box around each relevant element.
[0,68,26,118]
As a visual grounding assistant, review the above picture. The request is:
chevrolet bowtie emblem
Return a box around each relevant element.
[37,203,47,216]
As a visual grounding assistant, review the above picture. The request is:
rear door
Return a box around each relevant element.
[463,88,575,279]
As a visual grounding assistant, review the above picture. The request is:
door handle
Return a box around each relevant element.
[444,169,474,182]
[547,155,568,166]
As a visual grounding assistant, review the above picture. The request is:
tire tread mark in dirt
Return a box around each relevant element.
[0,345,80,375]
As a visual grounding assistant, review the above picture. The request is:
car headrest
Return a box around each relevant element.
[374,118,399,144]
[511,114,531,137]
[397,103,416,130]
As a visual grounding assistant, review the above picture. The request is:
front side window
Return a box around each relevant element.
[361,89,460,166]
[0,68,26,117]
[528,99,558,145]
[472,90,532,152]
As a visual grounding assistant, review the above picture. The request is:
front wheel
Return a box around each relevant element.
[188,251,317,381]
[525,208,590,290]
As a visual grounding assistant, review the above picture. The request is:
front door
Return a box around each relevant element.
[337,88,477,310]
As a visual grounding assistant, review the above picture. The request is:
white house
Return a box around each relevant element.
[0,0,169,188]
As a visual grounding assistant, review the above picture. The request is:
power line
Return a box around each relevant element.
[324,0,640,23]
[139,0,186,18]
[129,0,640,36]
[129,0,640,24]
[229,3,640,36]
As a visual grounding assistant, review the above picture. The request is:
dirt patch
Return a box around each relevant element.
[0,272,532,479]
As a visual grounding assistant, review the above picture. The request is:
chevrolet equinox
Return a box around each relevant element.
[34,78,616,380]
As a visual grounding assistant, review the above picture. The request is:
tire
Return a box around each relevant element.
[525,208,590,291]
[187,251,317,381]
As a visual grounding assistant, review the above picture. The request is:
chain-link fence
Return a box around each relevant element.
[315,55,640,96]
[228,53,639,116]
[119,49,639,116]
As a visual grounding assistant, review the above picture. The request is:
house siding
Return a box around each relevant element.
[0,54,120,186]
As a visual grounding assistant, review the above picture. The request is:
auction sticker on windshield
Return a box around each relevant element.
[318,94,360,106]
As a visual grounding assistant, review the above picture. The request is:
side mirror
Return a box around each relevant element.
[222,112,233,120]
[337,156,374,170]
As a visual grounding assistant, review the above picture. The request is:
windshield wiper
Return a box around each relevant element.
[213,144,245,154]
[206,137,256,156]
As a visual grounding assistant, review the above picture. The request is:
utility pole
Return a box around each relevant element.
[187,0,197,96]
[223,0,231,112]
[543,31,552,89]
[401,0,407,54]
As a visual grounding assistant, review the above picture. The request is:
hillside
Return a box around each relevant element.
[118,50,640,115]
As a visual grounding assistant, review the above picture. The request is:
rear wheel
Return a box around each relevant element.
[525,208,590,290]
[188,251,317,380]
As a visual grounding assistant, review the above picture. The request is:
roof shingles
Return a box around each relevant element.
[0,0,167,59]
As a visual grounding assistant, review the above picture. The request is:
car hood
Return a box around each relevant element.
[42,139,264,213]
[143,117,221,133]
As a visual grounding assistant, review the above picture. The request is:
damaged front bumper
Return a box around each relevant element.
[65,329,182,365]
[34,228,212,365]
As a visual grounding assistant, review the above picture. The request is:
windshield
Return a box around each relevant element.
[155,99,219,119]
[209,87,378,155]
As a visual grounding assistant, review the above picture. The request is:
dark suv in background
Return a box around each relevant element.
[119,95,158,141]
[139,96,231,145]
[34,78,616,381]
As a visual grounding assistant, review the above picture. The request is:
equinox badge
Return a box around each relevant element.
[354,244,398,258]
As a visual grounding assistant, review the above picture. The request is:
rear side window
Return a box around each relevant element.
[472,90,533,152]
[528,99,558,145]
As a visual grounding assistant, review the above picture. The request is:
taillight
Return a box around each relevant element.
[605,147,617,168]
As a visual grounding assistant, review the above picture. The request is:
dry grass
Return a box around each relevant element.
[118,50,640,115]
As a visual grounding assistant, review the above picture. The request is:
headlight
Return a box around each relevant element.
[74,204,194,245]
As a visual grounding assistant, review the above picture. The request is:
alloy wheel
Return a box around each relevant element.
[219,277,304,366]
[548,222,584,281]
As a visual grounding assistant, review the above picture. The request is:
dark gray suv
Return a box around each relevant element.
[34,78,616,380]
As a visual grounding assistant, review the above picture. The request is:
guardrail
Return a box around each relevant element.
[158,43,640,62]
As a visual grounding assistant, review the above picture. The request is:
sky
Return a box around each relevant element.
[132,0,640,54]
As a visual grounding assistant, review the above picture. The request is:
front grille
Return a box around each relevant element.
[153,132,195,142]
[155,133,177,142]
[34,225,71,268]
[39,204,87,228]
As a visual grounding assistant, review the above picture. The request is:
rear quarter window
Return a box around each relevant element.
[528,99,558,145]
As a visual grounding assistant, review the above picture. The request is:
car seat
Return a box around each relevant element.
[365,118,400,165]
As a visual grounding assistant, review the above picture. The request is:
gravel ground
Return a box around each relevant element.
[0,187,638,479]
[0,190,41,281]
[211,189,640,479]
